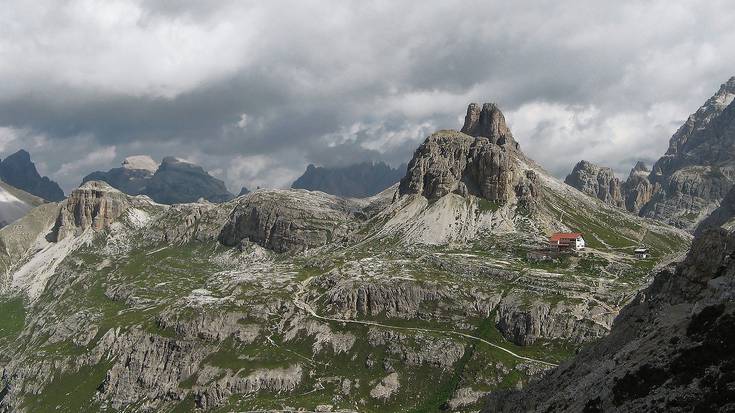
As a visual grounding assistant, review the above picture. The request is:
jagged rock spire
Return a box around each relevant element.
[460,103,518,149]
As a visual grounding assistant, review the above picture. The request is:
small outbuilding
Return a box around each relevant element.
[549,232,585,251]
[634,247,650,259]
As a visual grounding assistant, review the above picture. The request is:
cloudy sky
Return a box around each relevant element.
[1,0,734,193]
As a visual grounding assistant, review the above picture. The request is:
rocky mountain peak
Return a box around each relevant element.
[399,104,539,210]
[638,76,735,228]
[52,180,130,241]
[460,103,518,149]
[121,155,158,173]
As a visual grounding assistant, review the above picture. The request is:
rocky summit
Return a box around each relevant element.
[0,103,692,412]
[83,156,235,205]
[0,150,64,202]
[400,103,537,210]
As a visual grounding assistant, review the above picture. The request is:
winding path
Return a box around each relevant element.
[292,276,559,368]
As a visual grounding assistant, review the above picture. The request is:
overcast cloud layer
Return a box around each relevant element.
[1,0,734,193]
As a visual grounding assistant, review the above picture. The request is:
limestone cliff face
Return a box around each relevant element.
[52,181,130,241]
[639,76,735,228]
[484,225,735,412]
[399,103,539,210]
[218,189,358,253]
[564,160,624,208]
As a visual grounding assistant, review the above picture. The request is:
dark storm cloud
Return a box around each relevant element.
[0,0,734,192]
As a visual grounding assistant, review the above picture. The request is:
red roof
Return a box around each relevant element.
[549,232,583,242]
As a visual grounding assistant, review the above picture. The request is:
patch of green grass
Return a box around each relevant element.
[21,361,112,413]
[477,198,501,213]
[0,295,25,347]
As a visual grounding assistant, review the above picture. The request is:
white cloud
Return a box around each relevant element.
[226,154,300,190]
[56,145,117,182]
[0,0,734,190]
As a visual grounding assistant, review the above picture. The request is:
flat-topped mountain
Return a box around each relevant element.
[82,155,234,204]
[0,150,64,202]
[291,161,406,198]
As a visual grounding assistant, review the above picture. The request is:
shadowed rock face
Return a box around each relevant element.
[565,160,624,208]
[52,181,130,241]
[399,104,539,209]
[143,157,234,204]
[483,225,735,412]
[292,162,406,198]
[0,150,64,202]
[695,185,735,236]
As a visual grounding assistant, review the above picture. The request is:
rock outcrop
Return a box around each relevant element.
[292,162,407,198]
[495,296,608,346]
[483,225,735,412]
[82,156,235,205]
[0,149,64,201]
[369,372,400,400]
[194,365,303,409]
[52,181,130,241]
[564,160,624,208]
[218,189,358,253]
[399,104,539,210]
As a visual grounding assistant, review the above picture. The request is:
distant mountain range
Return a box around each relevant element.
[291,161,407,198]
[565,76,735,230]
[82,156,235,204]
[0,150,64,202]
